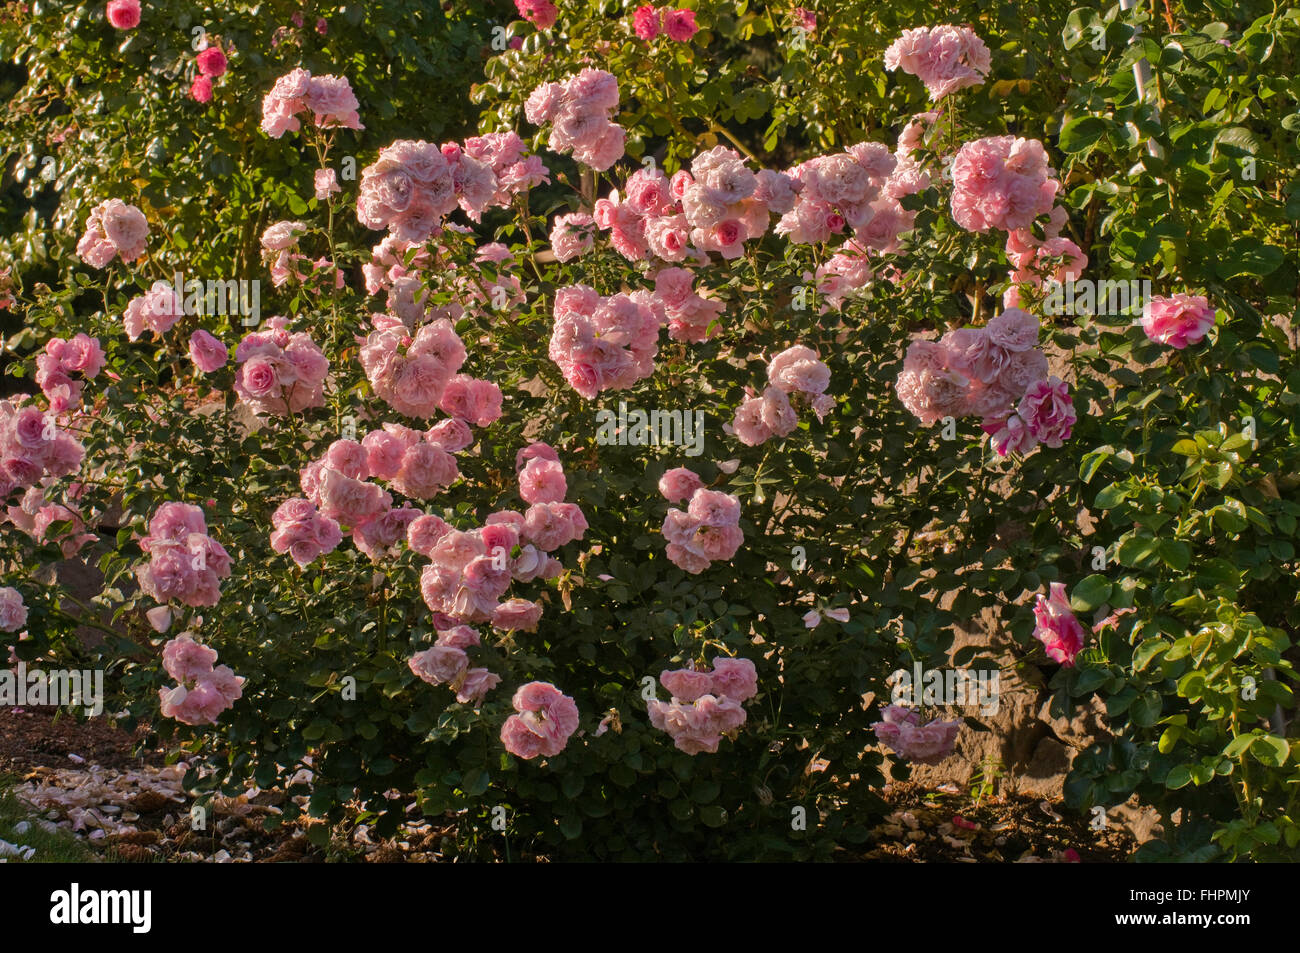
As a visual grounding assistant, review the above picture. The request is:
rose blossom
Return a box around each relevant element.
[188,330,228,373]
[106,0,140,30]
[1141,293,1215,349]
[1032,582,1086,666]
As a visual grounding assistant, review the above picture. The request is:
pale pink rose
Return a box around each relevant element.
[188,330,228,372]
[768,344,830,395]
[304,74,363,130]
[78,199,149,267]
[524,82,565,125]
[660,668,713,702]
[162,633,219,682]
[362,430,406,480]
[518,457,566,504]
[316,467,392,527]
[515,441,560,472]
[490,598,543,632]
[426,417,474,452]
[0,587,27,632]
[456,668,501,705]
[709,657,758,701]
[438,375,503,427]
[872,704,962,764]
[409,645,469,685]
[322,439,369,483]
[407,514,452,556]
[760,385,798,437]
[314,167,341,200]
[502,681,579,758]
[658,466,704,503]
[392,442,459,499]
[550,212,595,262]
[884,24,991,100]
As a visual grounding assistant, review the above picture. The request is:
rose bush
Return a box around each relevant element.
[0,0,1297,861]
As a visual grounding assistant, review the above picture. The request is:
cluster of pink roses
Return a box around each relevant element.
[0,397,85,499]
[409,623,501,706]
[809,247,874,311]
[136,503,232,608]
[292,424,467,562]
[157,634,245,727]
[269,497,343,568]
[731,344,833,446]
[1005,211,1087,288]
[603,146,796,262]
[260,67,362,138]
[355,134,547,243]
[0,587,27,633]
[500,681,580,759]
[647,657,758,755]
[122,282,182,341]
[871,704,962,764]
[525,69,626,171]
[233,318,329,417]
[189,44,228,103]
[1032,582,1086,667]
[950,135,1060,234]
[259,220,344,290]
[646,267,725,343]
[5,487,97,558]
[778,143,895,245]
[419,492,582,631]
[883,24,991,101]
[895,306,1076,456]
[35,335,105,412]
[548,284,659,398]
[76,199,149,268]
[633,5,699,42]
[1141,293,1216,350]
[359,315,502,424]
[662,488,743,574]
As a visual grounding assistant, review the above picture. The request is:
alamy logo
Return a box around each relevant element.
[157,270,261,326]
[1042,278,1151,317]
[889,663,1000,715]
[0,663,103,716]
[595,401,705,457]
[49,883,151,933]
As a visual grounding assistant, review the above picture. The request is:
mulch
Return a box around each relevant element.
[1,707,1133,862]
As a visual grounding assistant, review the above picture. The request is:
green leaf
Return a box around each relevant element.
[1059,116,1112,154]
[1071,574,1113,612]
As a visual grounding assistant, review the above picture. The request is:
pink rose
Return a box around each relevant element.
[1141,294,1215,349]
[188,330,228,372]
[1017,375,1075,448]
[106,0,140,30]
[196,47,228,78]
[1032,582,1086,666]
[658,466,704,503]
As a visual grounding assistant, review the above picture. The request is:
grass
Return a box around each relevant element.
[0,773,101,863]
